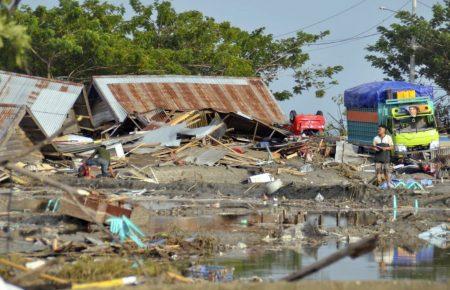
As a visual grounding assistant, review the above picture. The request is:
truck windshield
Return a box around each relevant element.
[392,116,435,133]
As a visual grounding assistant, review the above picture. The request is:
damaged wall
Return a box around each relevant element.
[0,126,44,163]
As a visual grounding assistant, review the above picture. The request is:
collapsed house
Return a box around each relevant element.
[0,71,92,159]
[87,75,289,139]
[0,71,298,172]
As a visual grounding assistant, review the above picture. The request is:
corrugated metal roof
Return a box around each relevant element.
[0,104,24,144]
[92,75,286,124]
[0,71,83,136]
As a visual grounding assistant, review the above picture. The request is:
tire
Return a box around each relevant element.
[289,110,297,123]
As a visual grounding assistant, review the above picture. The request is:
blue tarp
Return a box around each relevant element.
[344,81,433,109]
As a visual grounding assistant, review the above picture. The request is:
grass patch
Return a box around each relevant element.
[0,254,27,280]
[57,255,180,283]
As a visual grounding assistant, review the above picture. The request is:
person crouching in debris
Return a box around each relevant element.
[86,145,111,177]
[373,125,394,186]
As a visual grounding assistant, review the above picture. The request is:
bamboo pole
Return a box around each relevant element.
[0,258,69,285]
[282,235,378,281]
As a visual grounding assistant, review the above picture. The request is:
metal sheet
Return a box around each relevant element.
[31,89,80,136]
[0,71,83,136]
[92,75,286,124]
[183,148,228,166]
[140,123,187,147]
[0,105,23,143]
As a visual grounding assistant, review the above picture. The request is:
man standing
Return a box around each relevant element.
[87,145,111,177]
[373,125,394,186]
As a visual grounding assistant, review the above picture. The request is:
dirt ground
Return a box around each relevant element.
[5,159,448,251]
[126,280,449,290]
[0,152,448,289]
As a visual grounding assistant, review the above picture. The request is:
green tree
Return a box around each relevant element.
[366,1,450,93]
[3,0,343,100]
[0,0,30,67]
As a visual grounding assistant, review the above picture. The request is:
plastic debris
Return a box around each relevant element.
[392,195,398,221]
[25,260,46,270]
[248,173,275,183]
[237,242,247,249]
[262,235,277,243]
[266,179,283,194]
[414,199,419,215]
[45,198,60,212]
[107,215,146,248]
[385,179,425,190]
[420,179,433,187]
[314,193,324,202]
[300,164,314,173]
[0,277,23,290]
[379,182,390,190]
[418,223,449,249]
[72,276,137,289]
[187,265,234,282]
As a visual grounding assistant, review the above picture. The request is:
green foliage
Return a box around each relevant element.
[273,90,293,101]
[2,0,343,99]
[0,0,30,67]
[366,1,449,92]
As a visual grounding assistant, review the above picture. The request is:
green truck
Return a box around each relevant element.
[344,81,439,154]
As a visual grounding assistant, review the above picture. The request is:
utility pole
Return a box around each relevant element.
[409,0,417,83]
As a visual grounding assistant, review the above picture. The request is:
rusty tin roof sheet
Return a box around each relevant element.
[0,71,83,136]
[92,75,286,124]
[0,104,24,144]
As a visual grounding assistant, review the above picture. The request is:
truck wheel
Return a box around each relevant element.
[289,110,297,123]
[357,146,364,154]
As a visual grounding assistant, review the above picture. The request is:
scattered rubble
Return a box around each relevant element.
[0,71,448,288]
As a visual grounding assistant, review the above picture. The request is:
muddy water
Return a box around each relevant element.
[208,242,449,282]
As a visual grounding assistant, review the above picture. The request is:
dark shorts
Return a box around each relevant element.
[375,162,390,175]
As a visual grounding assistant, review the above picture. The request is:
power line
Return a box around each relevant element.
[274,0,371,38]
[308,32,380,46]
[257,0,410,71]
[306,0,410,52]
[417,0,433,9]
[306,33,379,53]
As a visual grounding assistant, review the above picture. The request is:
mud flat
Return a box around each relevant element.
[0,161,448,289]
[128,281,449,290]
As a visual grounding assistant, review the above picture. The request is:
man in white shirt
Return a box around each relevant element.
[373,125,394,186]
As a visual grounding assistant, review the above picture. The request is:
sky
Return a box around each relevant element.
[22,0,442,119]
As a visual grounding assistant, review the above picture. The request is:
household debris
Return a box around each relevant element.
[418,224,449,249]
[187,265,234,282]
[0,70,448,289]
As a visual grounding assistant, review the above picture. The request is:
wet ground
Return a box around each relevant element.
[206,242,449,282]
[1,160,449,289]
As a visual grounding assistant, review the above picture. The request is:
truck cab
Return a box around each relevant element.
[344,81,440,155]
[382,95,439,153]
[287,110,325,136]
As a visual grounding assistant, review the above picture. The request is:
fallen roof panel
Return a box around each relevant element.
[92,75,286,125]
[0,71,83,136]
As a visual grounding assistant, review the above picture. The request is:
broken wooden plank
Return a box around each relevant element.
[285,152,298,160]
[169,111,196,125]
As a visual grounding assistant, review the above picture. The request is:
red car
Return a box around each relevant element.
[287,110,326,136]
